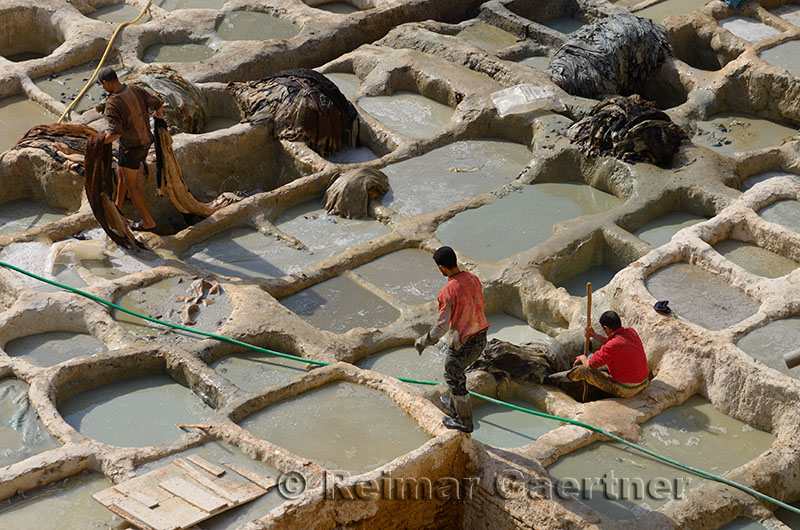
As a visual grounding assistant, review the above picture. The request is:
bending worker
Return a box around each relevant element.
[415,246,489,433]
[564,310,649,398]
[99,66,164,232]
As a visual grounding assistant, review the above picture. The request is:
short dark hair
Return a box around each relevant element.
[599,310,622,331]
[98,66,118,83]
[433,246,457,269]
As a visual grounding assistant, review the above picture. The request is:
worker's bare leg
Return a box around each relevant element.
[114,167,127,210]
[119,165,156,229]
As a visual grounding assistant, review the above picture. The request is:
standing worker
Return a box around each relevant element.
[99,66,164,231]
[415,246,490,433]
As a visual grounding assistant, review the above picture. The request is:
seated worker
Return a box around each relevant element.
[562,310,649,398]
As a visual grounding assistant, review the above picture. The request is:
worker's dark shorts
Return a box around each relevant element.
[443,330,487,396]
[117,143,150,170]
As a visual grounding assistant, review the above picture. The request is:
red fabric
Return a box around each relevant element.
[589,327,649,384]
[434,271,490,347]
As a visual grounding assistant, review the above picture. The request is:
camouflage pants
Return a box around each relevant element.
[444,330,487,396]
[567,365,648,398]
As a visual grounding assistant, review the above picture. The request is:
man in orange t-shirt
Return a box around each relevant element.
[415,246,489,433]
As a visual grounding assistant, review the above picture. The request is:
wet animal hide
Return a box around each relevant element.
[467,337,570,384]
[323,167,389,219]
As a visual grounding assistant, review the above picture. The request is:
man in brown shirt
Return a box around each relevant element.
[99,67,164,231]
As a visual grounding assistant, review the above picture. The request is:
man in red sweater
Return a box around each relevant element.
[415,246,490,433]
[567,310,649,398]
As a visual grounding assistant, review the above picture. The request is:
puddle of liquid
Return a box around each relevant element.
[547,395,774,519]
[472,398,558,448]
[693,112,797,157]
[143,42,217,63]
[758,199,800,233]
[486,313,548,344]
[201,115,240,132]
[0,241,87,293]
[557,266,618,297]
[280,275,400,333]
[34,61,129,114]
[634,0,707,23]
[115,276,233,343]
[76,228,164,280]
[632,211,706,248]
[240,381,430,473]
[772,4,800,28]
[216,11,300,41]
[358,344,446,384]
[154,0,227,10]
[326,146,378,163]
[740,170,799,191]
[212,352,306,392]
[736,317,800,379]
[0,198,65,235]
[718,16,780,43]
[324,72,359,99]
[87,3,149,23]
[713,240,798,278]
[274,200,390,260]
[5,331,106,367]
[0,96,55,153]
[185,226,311,279]
[760,39,800,78]
[60,374,213,447]
[316,2,360,14]
[542,16,584,34]
[455,22,518,52]
[135,440,284,530]
[0,379,61,468]
[645,262,760,331]
[435,183,621,262]
[718,520,769,530]
[352,248,444,305]
[0,472,121,530]
[358,90,453,138]
[777,502,800,528]
[517,56,550,71]
[380,138,531,217]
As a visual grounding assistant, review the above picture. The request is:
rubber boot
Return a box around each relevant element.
[439,393,457,417]
[442,394,473,433]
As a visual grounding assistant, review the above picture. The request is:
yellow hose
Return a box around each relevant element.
[56,0,153,123]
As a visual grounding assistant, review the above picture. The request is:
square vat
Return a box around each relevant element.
[634,0,707,23]
[760,39,800,78]
[352,248,444,305]
[758,199,800,233]
[59,374,214,447]
[693,113,798,157]
[645,262,760,331]
[358,344,446,384]
[713,239,798,278]
[4,331,106,366]
[718,17,780,43]
[239,381,430,474]
[517,55,550,71]
[0,198,65,235]
[280,275,400,333]
[771,4,800,27]
[380,138,532,217]
[358,90,453,139]
[435,183,621,262]
[455,22,519,52]
[212,351,307,392]
[740,170,799,191]
[736,317,800,379]
[184,226,312,279]
[0,378,61,468]
[547,395,774,519]
[631,211,707,248]
[324,72,359,99]
[541,16,585,34]
[472,398,559,448]
[487,313,548,343]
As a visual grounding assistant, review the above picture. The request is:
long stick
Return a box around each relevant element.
[582,282,592,402]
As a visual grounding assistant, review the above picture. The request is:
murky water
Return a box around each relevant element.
[777,502,800,528]
[635,0,707,23]
[212,352,306,392]
[4,52,47,62]
[274,200,389,259]
[740,170,800,191]
[115,276,233,343]
[202,115,240,132]
[760,39,800,78]
[487,313,548,343]
[0,198,65,234]
[0,96,55,153]
[240,382,430,473]
[632,211,706,248]
[719,519,769,530]
[316,2,360,14]
[0,241,87,293]
[380,138,532,217]
[34,61,129,113]
[472,398,558,448]
[280,274,400,333]
[758,199,800,233]
[352,248,443,305]
[542,17,584,34]
[645,263,760,331]
[216,11,300,41]
[518,55,550,71]
[772,4,800,28]
[693,112,798,157]
[143,42,217,63]
[327,146,378,163]
[60,374,213,447]
[736,317,800,379]
[324,72,359,99]
[713,240,798,278]
[718,17,780,43]
[557,266,618,297]
[547,395,774,519]
[436,183,622,262]
[455,22,518,52]
[4,331,106,367]
[0,379,61,468]
[87,3,149,24]
[153,0,227,10]
[358,90,453,138]
[0,472,122,530]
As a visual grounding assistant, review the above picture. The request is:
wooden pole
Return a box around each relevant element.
[582,282,592,402]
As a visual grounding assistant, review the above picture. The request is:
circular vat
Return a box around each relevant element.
[0,6,65,62]
[143,40,217,63]
[215,11,300,41]
[85,1,150,24]
[302,0,374,14]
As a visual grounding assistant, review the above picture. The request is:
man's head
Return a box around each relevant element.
[98,67,121,92]
[599,310,622,333]
[433,246,458,276]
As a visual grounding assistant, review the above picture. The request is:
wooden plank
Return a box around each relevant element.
[224,463,277,491]
[115,467,174,505]
[173,459,258,504]
[127,488,160,509]
[159,476,229,514]
[186,455,226,477]
[110,496,179,530]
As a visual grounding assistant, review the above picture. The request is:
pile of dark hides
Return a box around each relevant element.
[548,14,672,99]
[567,94,687,167]
[467,337,570,384]
[124,66,209,134]
[228,69,358,157]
